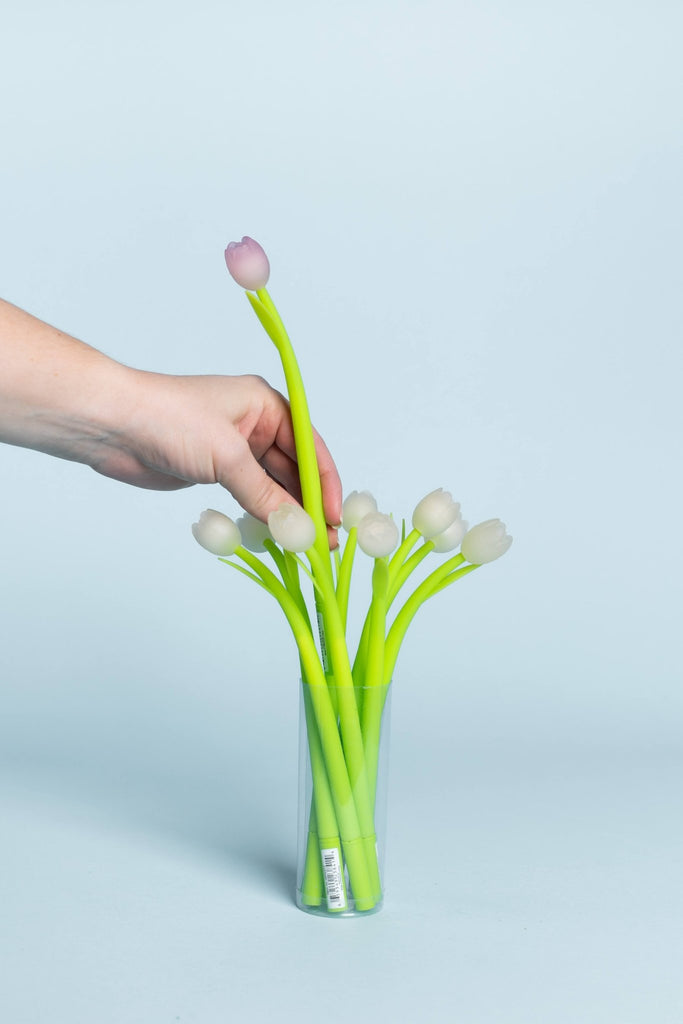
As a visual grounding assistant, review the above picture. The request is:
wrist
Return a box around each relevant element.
[0,300,139,467]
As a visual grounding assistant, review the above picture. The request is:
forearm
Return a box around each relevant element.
[0,298,135,466]
[0,298,342,521]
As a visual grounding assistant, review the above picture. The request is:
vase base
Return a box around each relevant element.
[295,889,384,918]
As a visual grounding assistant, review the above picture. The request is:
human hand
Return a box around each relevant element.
[93,369,343,545]
[0,300,342,545]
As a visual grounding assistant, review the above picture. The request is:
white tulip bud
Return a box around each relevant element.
[412,488,461,539]
[461,519,513,564]
[431,516,468,553]
[268,503,316,552]
[342,490,378,531]
[235,513,271,553]
[357,512,399,558]
[192,509,242,556]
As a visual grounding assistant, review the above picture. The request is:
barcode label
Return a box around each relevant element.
[316,611,330,672]
[321,847,346,910]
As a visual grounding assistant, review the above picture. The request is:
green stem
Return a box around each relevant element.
[388,539,435,604]
[361,560,389,805]
[263,538,291,589]
[352,617,371,689]
[290,554,324,598]
[336,526,357,633]
[364,560,388,690]
[352,536,432,686]
[388,527,421,582]
[217,558,270,590]
[307,546,382,902]
[247,287,332,585]
[281,554,336,909]
[383,557,477,685]
[301,810,324,907]
[426,564,478,598]
[300,678,346,910]
[246,287,336,736]
[237,546,377,910]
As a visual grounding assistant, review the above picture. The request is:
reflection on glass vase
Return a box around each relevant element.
[296,679,391,917]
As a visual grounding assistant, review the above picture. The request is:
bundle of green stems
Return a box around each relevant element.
[195,239,511,912]
[220,284,478,912]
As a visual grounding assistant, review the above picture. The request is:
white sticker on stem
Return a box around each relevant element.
[321,847,346,911]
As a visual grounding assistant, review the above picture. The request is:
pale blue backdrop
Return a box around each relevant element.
[1,2,681,1022]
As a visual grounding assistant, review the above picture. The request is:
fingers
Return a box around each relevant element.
[224,442,339,548]
[259,445,303,505]
[213,376,343,546]
[216,434,296,522]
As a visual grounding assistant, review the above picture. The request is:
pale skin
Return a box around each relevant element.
[0,300,342,543]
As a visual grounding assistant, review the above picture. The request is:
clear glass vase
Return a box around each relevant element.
[296,679,391,917]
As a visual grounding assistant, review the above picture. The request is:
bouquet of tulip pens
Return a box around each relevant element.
[192,237,512,916]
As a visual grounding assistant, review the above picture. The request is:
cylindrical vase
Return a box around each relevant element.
[296,679,391,917]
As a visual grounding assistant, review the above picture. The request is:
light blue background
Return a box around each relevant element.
[1,2,682,1021]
